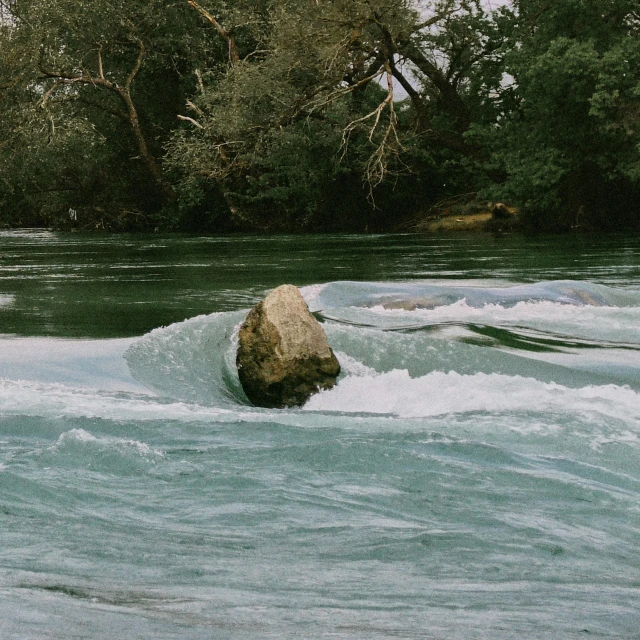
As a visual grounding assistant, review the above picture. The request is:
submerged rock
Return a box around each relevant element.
[236,285,340,408]
[559,287,606,306]
[382,297,439,311]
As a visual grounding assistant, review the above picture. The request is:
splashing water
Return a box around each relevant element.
[1,233,640,639]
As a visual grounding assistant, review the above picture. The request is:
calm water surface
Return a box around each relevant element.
[0,230,639,639]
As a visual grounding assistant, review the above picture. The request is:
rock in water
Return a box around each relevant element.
[236,285,340,408]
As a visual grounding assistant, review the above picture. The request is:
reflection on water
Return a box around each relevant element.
[0,230,639,337]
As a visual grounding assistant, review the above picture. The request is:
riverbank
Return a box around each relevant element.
[402,201,522,234]
[0,199,524,235]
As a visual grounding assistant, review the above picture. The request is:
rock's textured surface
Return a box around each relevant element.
[236,285,340,408]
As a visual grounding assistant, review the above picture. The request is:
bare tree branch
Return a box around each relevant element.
[186,0,239,64]
[39,78,64,108]
[177,114,205,129]
[97,45,105,80]
[38,43,174,200]
[340,61,403,195]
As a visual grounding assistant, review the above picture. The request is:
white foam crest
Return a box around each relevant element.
[375,298,636,321]
[304,369,640,424]
[372,299,640,340]
[299,283,328,311]
[52,428,164,458]
[334,351,377,377]
[0,378,364,428]
[0,294,15,308]
[0,379,234,422]
[58,428,97,443]
[133,310,213,339]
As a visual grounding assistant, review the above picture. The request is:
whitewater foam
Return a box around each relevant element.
[304,369,640,425]
[366,299,640,340]
[334,351,377,377]
[0,379,233,423]
[52,428,165,459]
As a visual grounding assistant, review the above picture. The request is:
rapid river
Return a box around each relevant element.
[0,230,639,638]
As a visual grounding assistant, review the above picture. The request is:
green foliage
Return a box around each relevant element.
[487,0,640,230]
[0,0,222,229]
[166,0,506,230]
[2,0,640,232]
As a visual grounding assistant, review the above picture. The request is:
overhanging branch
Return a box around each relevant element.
[186,0,239,64]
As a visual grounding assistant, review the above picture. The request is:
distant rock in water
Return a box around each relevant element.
[236,285,341,408]
[560,289,605,306]
[382,296,439,311]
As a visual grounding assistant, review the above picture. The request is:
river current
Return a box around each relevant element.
[0,230,639,639]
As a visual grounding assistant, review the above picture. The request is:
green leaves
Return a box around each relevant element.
[2,0,640,231]
[0,0,225,228]
[488,0,640,229]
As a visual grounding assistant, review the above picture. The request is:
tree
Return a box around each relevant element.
[9,0,637,233]
[167,0,509,229]
[486,0,640,230]
[0,0,226,227]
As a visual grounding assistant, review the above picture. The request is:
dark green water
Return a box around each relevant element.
[1,230,639,639]
[1,230,639,337]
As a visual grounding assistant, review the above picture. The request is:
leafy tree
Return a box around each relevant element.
[5,0,637,233]
[487,0,640,230]
[0,0,227,228]
[167,0,508,229]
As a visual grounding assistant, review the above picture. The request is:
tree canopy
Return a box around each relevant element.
[486,0,640,230]
[1,0,639,232]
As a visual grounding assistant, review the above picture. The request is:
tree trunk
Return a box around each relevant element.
[118,87,176,202]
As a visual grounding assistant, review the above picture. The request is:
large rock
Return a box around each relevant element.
[236,285,340,408]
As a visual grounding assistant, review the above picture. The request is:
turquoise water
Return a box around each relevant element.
[0,230,639,638]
